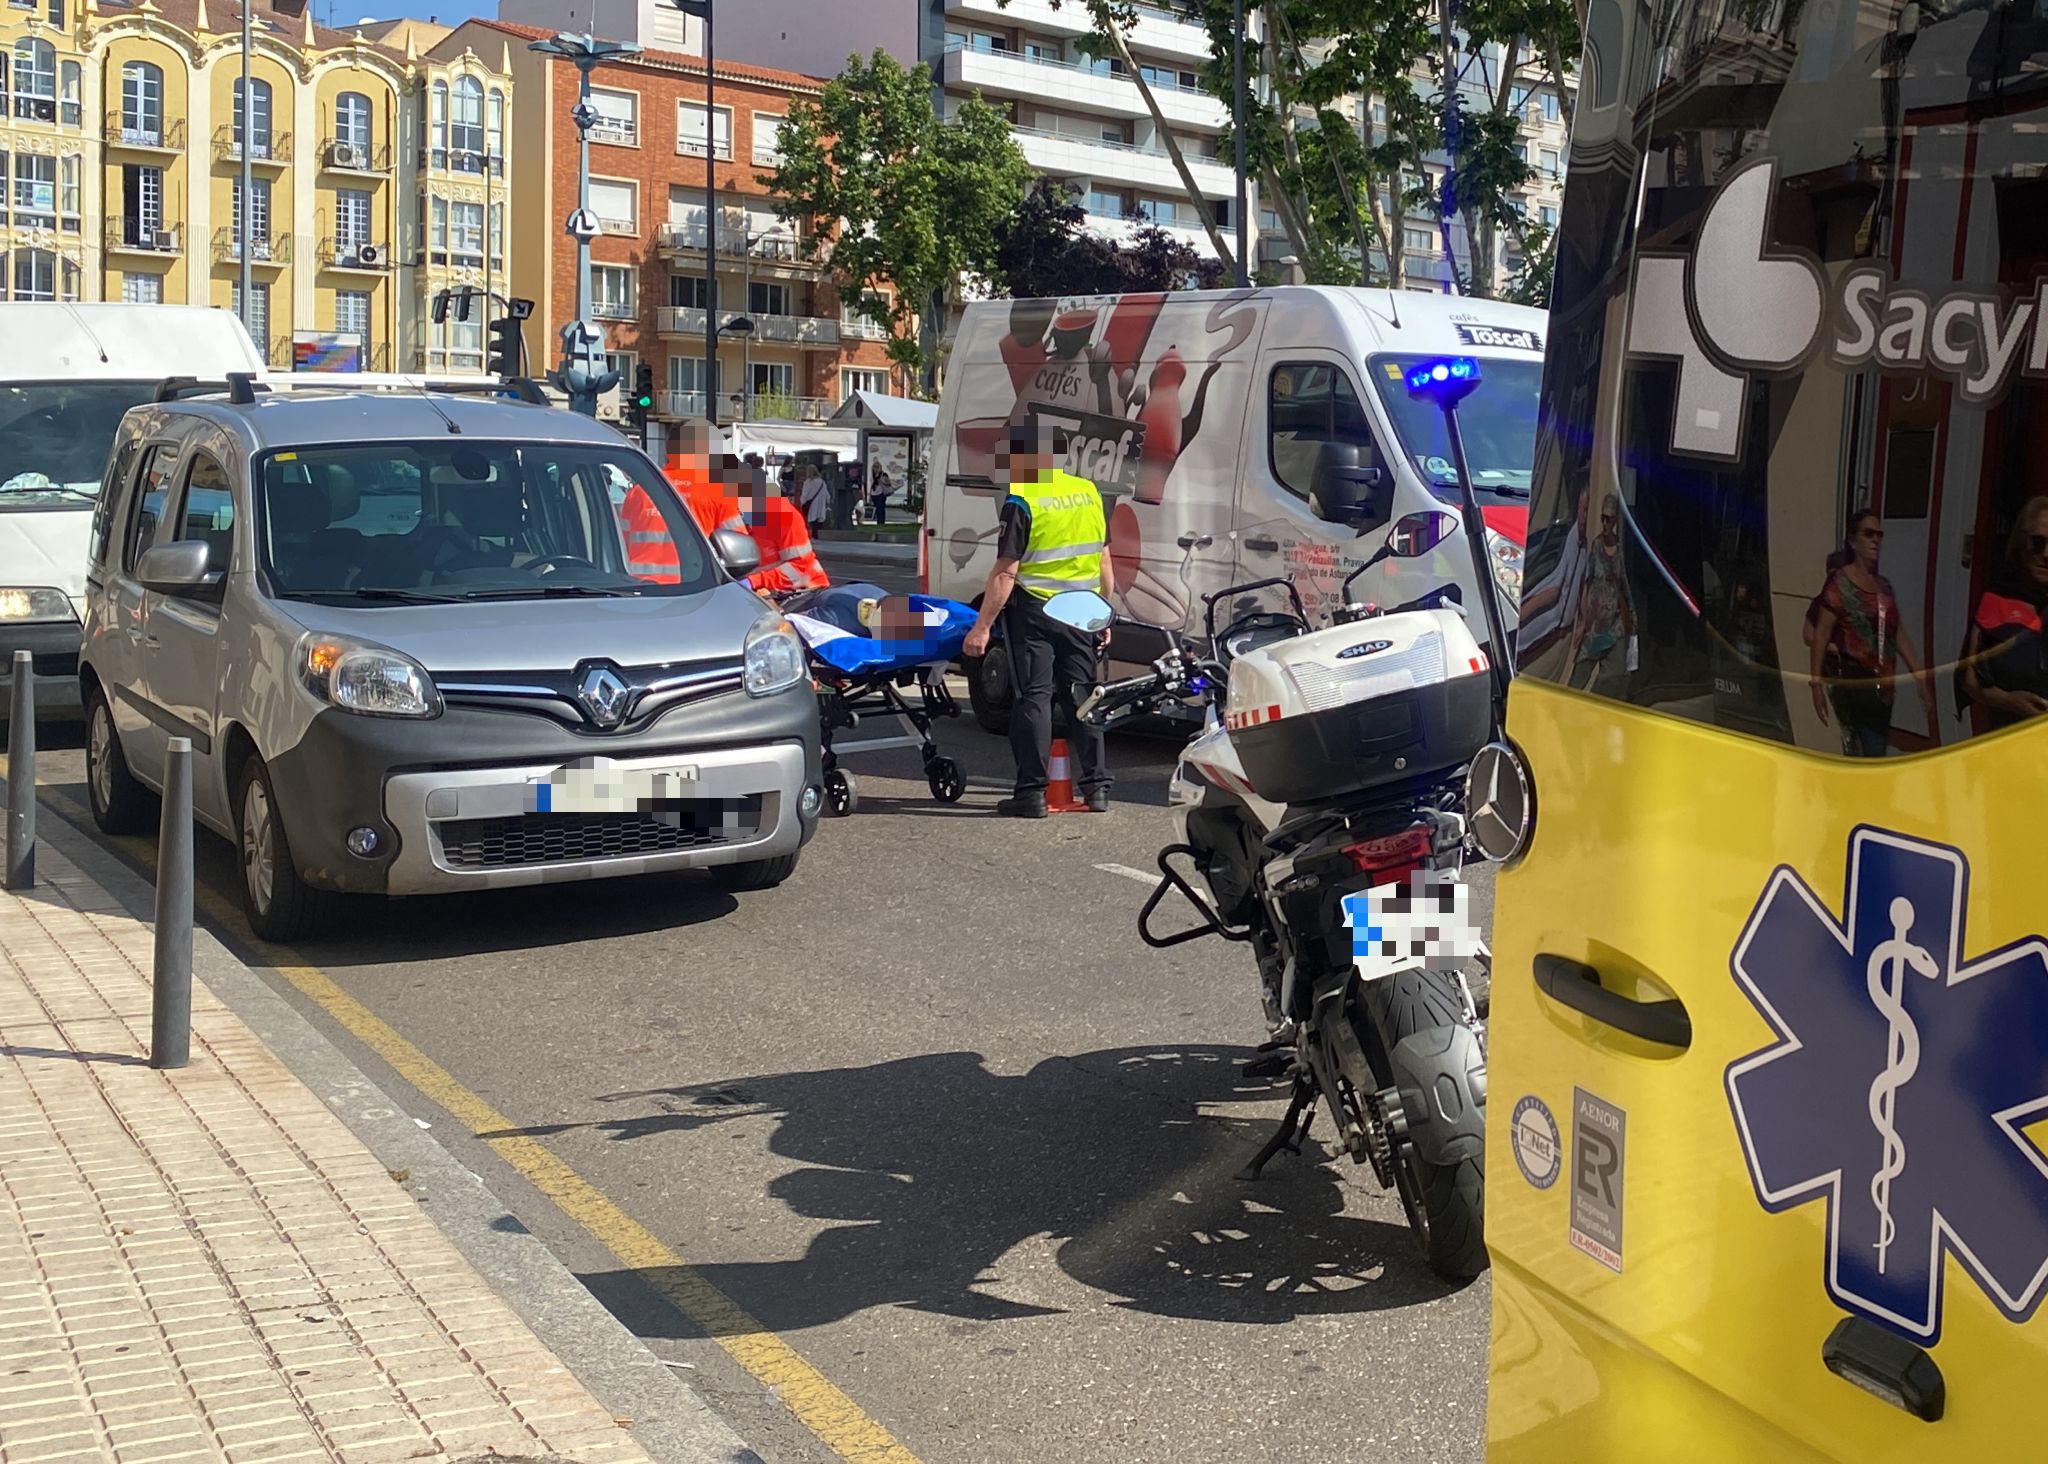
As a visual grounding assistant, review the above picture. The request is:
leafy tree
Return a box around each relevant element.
[991,180,1227,296]
[764,50,1034,386]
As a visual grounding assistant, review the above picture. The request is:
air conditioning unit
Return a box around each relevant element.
[355,243,382,266]
[328,140,364,169]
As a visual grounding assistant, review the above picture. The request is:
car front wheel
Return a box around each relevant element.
[234,757,332,942]
[84,686,155,835]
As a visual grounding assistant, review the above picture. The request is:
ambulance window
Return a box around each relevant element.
[1269,363,1385,505]
[1518,0,2048,755]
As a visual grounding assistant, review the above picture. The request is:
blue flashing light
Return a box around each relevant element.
[1405,355,1483,406]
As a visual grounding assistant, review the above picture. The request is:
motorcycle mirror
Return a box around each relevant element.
[1041,589,1114,634]
[1386,510,1458,558]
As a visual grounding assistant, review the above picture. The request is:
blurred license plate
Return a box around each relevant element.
[1340,871,1482,983]
[528,762,698,813]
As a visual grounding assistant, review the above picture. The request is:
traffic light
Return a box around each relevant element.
[486,315,522,378]
[629,363,656,430]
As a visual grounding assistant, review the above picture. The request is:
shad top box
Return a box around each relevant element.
[1222,609,1492,807]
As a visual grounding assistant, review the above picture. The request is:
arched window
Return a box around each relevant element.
[450,75,483,168]
[121,61,165,144]
[11,39,56,121]
[485,86,504,169]
[8,248,74,302]
[335,90,372,152]
[58,59,80,126]
[234,75,273,156]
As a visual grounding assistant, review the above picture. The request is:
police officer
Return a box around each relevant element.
[963,421,1115,817]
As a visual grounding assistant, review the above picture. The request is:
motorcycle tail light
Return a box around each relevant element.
[1342,826,1434,878]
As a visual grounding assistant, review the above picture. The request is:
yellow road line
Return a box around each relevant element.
[30,779,921,1464]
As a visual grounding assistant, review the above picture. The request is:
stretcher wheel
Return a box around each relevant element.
[926,757,965,803]
[824,767,859,817]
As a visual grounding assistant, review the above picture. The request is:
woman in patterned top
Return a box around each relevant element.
[1807,508,1936,756]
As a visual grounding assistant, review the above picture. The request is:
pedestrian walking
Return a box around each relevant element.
[799,464,831,530]
[963,422,1115,817]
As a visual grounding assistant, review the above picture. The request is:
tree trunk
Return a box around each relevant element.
[1266,2,1375,283]
[1088,2,1239,273]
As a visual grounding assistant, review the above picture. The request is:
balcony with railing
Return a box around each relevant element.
[213,127,292,167]
[940,37,1227,129]
[656,305,838,346]
[106,217,182,256]
[1014,125,1234,197]
[318,238,390,271]
[942,0,1211,62]
[321,138,392,175]
[591,296,637,321]
[419,146,506,177]
[590,116,639,146]
[653,389,835,422]
[659,390,709,419]
[655,218,816,269]
[213,228,291,266]
[839,314,889,341]
[105,113,186,153]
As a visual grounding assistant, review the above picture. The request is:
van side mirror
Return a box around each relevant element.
[713,528,762,577]
[1307,441,1389,528]
[136,539,218,597]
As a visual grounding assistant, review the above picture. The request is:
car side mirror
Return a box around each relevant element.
[1306,441,1388,527]
[136,539,218,597]
[713,528,762,577]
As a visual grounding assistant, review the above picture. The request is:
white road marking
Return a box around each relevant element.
[1095,862,1159,887]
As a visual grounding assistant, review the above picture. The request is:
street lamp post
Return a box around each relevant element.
[529,32,643,416]
[670,0,717,420]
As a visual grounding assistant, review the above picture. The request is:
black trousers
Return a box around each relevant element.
[1006,594,1110,795]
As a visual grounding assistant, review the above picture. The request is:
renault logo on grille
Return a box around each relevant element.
[575,663,637,728]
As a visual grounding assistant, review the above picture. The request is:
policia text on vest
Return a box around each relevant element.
[963,427,1115,818]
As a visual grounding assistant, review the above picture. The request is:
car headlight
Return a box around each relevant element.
[743,617,806,697]
[1485,530,1523,606]
[298,634,442,718]
[0,587,76,623]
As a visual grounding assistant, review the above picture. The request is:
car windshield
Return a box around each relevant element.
[0,382,158,508]
[1369,354,1543,502]
[256,441,718,602]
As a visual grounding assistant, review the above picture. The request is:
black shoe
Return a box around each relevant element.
[1085,788,1110,813]
[997,793,1048,819]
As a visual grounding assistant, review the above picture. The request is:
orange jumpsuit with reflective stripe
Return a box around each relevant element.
[744,494,829,595]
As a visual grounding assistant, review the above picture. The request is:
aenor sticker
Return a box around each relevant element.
[1510,1095,1561,1189]
[1569,1087,1626,1271]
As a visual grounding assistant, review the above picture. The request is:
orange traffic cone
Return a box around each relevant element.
[1046,738,1090,813]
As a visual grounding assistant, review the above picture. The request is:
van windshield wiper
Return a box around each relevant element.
[1430,475,1530,500]
[279,587,466,604]
[454,584,638,600]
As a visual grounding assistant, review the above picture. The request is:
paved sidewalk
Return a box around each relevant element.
[0,840,655,1464]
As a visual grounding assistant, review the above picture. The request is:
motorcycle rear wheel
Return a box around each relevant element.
[1356,969,1490,1282]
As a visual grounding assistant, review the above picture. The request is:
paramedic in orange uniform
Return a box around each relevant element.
[737,465,829,598]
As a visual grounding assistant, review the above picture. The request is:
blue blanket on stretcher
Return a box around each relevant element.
[784,583,976,676]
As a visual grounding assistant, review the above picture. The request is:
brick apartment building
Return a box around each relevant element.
[448,18,900,447]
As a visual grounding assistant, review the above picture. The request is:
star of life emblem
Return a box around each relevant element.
[1726,826,2048,1343]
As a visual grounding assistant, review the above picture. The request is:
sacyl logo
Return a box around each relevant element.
[1630,157,2048,461]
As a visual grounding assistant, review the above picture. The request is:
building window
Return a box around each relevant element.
[1541,91,1561,121]
[12,154,55,228]
[120,61,164,144]
[234,76,272,157]
[450,76,484,168]
[429,79,448,159]
[486,87,505,167]
[1023,40,1060,62]
[1403,225,1434,252]
[588,178,636,235]
[590,87,637,145]
[841,367,888,397]
[1084,188,1126,219]
[450,199,483,260]
[430,194,447,252]
[11,39,55,122]
[751,112,785,166]
[336,188,372,253]
[1539,148,1560,175]
[122,272,162,304]
[591,264,634,318]
[748,362,794,402]
[232,178,272,252]
[676,102,731,160]
[431,313,483,373]
[490,201,504,264]
[748,280,790,317]
[335,289,369,338]
[667,355,706,413]
[230,281,270,346]
[335,91,372,151]
[58,60,79,127]
[669,274,708,309]
[1538,203,1559,228]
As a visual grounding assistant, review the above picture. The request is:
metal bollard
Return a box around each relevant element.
[150,736,194,1071]
[6,649,33,891]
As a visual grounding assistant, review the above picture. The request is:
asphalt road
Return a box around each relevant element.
[24,700,1496,1464]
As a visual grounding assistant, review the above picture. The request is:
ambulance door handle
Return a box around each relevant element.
[1245,537,1279,553]
[1534,954,1692,1050]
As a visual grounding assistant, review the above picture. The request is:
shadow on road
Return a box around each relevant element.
[511,1045,1461,1339]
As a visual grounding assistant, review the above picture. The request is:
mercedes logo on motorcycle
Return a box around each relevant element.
[575,662,637,729]
[1466,742,1533,863]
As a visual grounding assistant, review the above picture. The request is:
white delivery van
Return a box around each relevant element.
[0,304,266,717]
[925,286,1544,728]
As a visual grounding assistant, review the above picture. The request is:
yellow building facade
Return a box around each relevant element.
[0,0,512,373]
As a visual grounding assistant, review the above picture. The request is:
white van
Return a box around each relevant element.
[0,305,266,717]
[925,287,1544,727]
